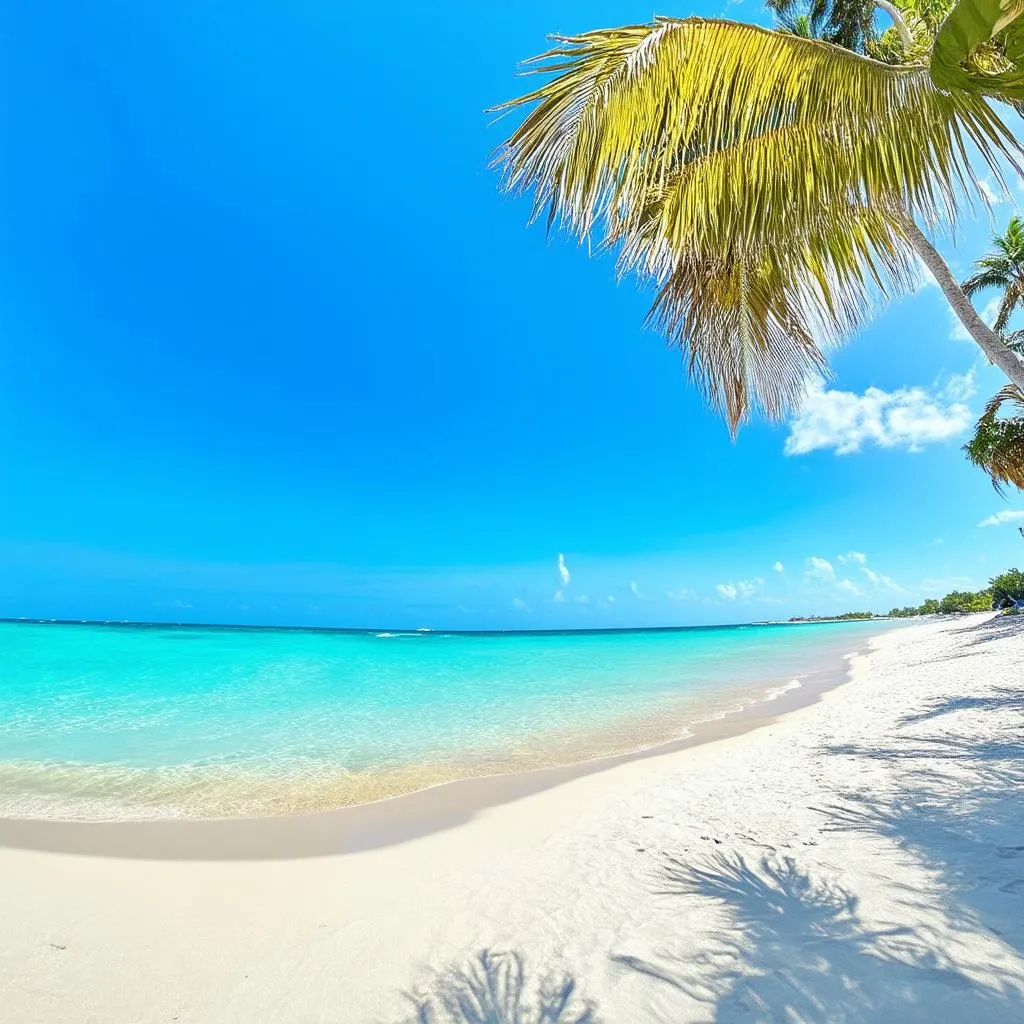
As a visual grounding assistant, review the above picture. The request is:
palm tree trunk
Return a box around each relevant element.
[899,213,1024,390]
[874,1,914,50]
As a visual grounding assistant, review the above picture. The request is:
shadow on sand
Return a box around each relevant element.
[402,617,1024,1022]
[614,625,1024,1020]
[819,749,1024,960]
[636,847,1023,1021]
[400,950,599,1024]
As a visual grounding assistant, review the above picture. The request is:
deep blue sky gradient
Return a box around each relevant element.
[2,1,1022,627]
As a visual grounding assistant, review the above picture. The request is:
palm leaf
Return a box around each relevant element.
[493,17,1022,428]
[625,202,918,425]
[962,266,1013,295]
[931,0,1024,103]
[495,18,1017,245]
[963,383,1024,493]
[994,277,1024,329]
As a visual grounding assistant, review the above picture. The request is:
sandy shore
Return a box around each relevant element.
[2,614,1022,1022]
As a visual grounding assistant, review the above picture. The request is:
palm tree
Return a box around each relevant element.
[963,384,1024,493]
[959,217,1024,494]
[962,215,1024,333]
[492,3,1024,429]
[767,0,913,53]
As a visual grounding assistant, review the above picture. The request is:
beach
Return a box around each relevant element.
[2,613,1023,1022]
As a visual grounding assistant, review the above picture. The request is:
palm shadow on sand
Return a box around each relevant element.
[631,847,1024,1021]
[400,949,598,1024]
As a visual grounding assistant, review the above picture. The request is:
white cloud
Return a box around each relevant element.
[666,588,695,601]
[805,556,836,583]
[785,376,973,456]
[606,594,616,603]
[932,537,944,546]
[950,298,1000,342]
[861,567,905,593]
[942,365,977,402]
[629,581,653,601]
[557,553,570,587]
[978,510,1024,527]
[553,589,566,603]
[836,579,863,597]
[512,597,530,611]
[836,551,867,565]
[716,578,763,600]
[773,561,784,573]
[574,594,590,604]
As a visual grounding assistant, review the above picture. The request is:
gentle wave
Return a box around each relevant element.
[0,619,886,821]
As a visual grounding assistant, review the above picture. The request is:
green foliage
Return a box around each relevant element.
[938,589,992,612]
[788,611,875,620]
[989,567,1024,606]
[766,0,877,52]
[930,0,1024,104]
[961,216,1024,333]
[963,385,1024,494]
[887,579,1008,617]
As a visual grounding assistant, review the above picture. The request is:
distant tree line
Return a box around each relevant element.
[888,568,1024,618]
[788,611,875,622]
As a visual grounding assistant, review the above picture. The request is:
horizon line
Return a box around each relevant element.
[0,615,889,636]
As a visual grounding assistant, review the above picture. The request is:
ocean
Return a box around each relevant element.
[0,618,892,820]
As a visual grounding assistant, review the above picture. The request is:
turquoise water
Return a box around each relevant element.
[0,619,891,820]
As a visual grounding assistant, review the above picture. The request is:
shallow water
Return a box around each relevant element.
[0,619,892,820]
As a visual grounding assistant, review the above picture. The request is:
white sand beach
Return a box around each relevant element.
[2,614,1023,1023]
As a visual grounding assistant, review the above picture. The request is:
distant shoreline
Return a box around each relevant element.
[754,615,892,625]
[0,615,891,637]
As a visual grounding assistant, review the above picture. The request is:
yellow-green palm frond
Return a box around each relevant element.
[630,203,919,426]
[493,18,1019,247]
[492,17,1022,430]
[491,18,1019,428]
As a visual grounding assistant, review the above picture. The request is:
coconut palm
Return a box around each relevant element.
[962,215,1024,333]
[766,0,914,53]
[492,3,1024,429]
[963,384,1024,493]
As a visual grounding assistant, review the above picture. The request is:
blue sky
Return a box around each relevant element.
[2,0,1023,629]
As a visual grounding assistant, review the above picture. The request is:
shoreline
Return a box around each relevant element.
[0,625,887,860]
[4,613,1022,1023]
[0,617,892,825]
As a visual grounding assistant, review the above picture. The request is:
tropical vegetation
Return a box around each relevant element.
[962,215,1024,345]
[887,567,1024,615]
[959,217,1024,491]
[963,383,1024,492]
[492,0,1024,431]
[788,611,876,620]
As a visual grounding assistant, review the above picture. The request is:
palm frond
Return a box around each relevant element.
[993,277,1024,330]
[621,201,917,426]
[492,17,1022,428]
[931,0,1024,104]
[963,383,1024,493]
[962,266,1013,295]
[494,19,1019,246]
